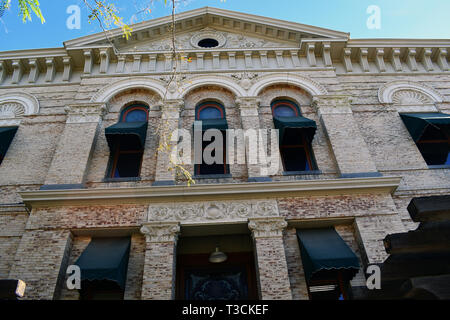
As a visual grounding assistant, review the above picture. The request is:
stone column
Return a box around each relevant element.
[43,103,106,188]
[236,97,273,182]
[140,222,180,300]
[313,95,380,178]
[153,99,183,186]
[8,229,72,300]
[354,215,406,266]
[248,217,292,300]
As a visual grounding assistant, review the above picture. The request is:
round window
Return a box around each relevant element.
[198,38,219,48]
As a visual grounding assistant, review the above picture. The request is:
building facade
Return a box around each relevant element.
[0,7,449,300]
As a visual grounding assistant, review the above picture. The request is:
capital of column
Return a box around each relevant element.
[64,103,107,124]
[161,99,184,120]
[236,97,260,117]
[140,222,180,243]
[312,95,353,116]
[248,217,288,239]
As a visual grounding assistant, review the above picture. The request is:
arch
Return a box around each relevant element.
[120,104,149,122]
[0,92,40,116]
[196,101,226,120]
[176,75,246,99]
[378,81,444,104]
[271,99,300,117]
[249,73,328,97]
[91,77,166,103]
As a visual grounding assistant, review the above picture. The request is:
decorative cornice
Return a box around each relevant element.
[140,222,180,243]
[248,217,288,238]
[19,176,402,209]
[64,103,107,124]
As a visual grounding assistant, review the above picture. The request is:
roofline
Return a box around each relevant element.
[63,6,350,48]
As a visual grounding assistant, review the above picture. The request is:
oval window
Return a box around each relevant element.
[198,38,219,48]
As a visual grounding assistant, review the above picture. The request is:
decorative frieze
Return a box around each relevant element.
[64,103,107,124]
[248,217,287,238]
[147,200,280,223]
[140,222,180,243]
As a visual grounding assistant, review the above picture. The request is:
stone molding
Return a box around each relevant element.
[0,92,40,126]
[248,217,288,238]
[64,103,107,124]
[378,81,445,105]
[313,95,353,115]
[236,97,260,117]
[190,28,227,49]
[140,222,180,243]
[147,199,279,223]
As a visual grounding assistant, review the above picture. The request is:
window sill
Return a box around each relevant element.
[193,174,232,180]
[282,170,322,176]
[428,165,450,169]
[103,177,141,183]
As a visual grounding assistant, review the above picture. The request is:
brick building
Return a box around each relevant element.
[0,7,449,300]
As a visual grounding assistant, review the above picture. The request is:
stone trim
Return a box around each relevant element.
[147,199,279,223]
[378,81,445,104]
[140,222,180,243]
[19,176,402,209]
[248,217,288,238]
[0,92,40,126]
[64,103,107,124]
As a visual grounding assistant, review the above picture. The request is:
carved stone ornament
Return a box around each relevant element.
[140,222,180,243]
[248,217,288,239]
[147,200,280,223]
[392,90,433,105]
[0,103,26,126]
[64,103,107,124]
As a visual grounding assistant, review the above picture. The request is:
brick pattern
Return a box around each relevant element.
[8,229,72,300]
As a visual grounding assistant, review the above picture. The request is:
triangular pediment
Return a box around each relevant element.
[64,7,349,50]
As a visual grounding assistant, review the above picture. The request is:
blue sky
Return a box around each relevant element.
[0,0,449,51]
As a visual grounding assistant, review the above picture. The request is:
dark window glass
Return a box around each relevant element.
[198,38,219,48]
[273,105,297,117]
[0,154,3,166]
[281,146,311,171]
[113,151,143,178]
[416,126,450,166]
[124,109,147,122]
[272,100,300,118]
[197,131,228,175]
[199,106,223,120]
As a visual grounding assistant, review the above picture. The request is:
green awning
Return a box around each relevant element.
[273,116,317,143]
[75,237,131,289]
[297,228,360,282]
[193,119,228,131]
[105,121,148,150]
[0,126,18,156]
[400,113,450,142]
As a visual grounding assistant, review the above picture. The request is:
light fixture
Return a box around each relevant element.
[209,246,228,263]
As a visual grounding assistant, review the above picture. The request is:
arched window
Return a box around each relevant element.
[105,104,149,179]
[121,105,149,122]
[271,100,300,118]
[271,99,317,173]
[195,101,228,176]
[196,102,225,120]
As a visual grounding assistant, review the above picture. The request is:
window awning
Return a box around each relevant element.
[273,116,317,143]
[105,121,148,150]
[75,237,131,289]
[193,119,229,131]
[0,126,18,156]
[400,113,450,142]
[297,228,360,282]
